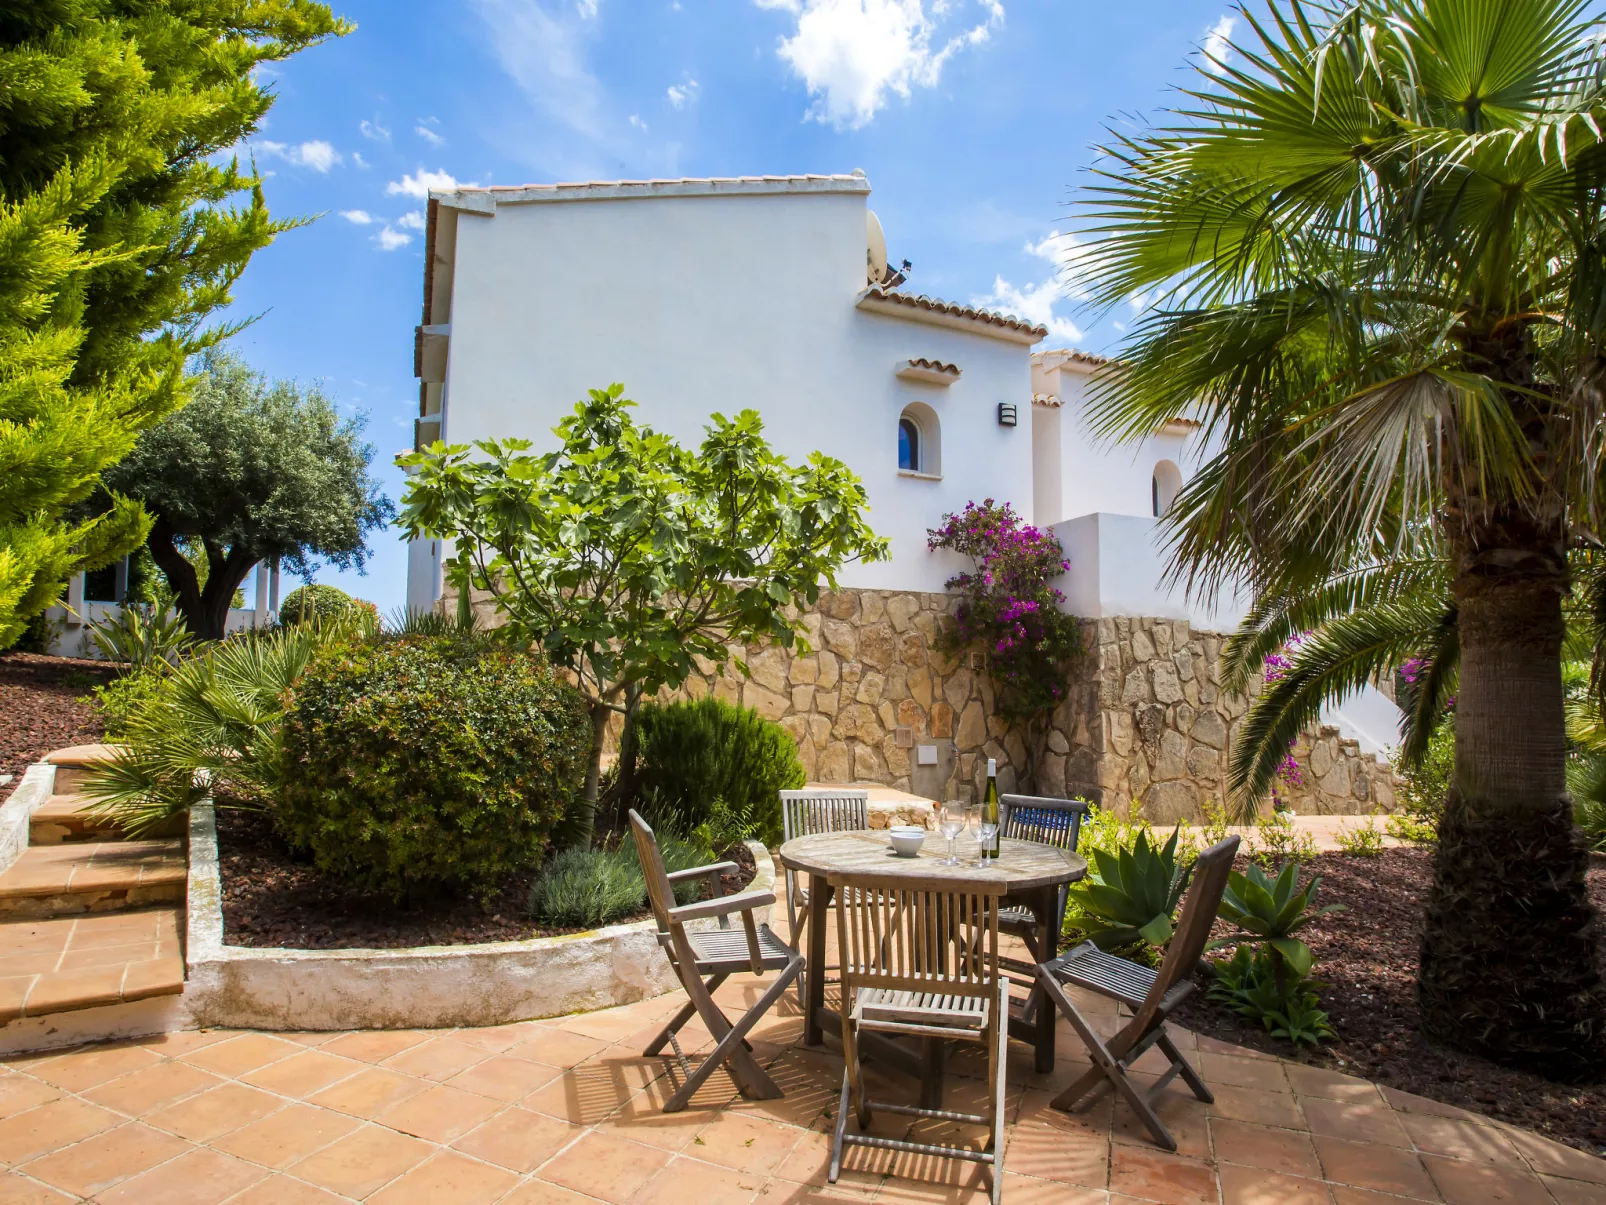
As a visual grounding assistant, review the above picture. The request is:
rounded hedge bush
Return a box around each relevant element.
[278,583,355,626]
[278,634,591,900]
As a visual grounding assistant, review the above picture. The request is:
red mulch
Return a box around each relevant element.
[1176,847,1606,1157]
[0,652,115,796]
[216,805,756,950]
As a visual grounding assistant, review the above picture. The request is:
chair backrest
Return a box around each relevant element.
[828,870,1005,1003]
[628,810,679,937]
[781,789,870,843]
[1135,835,1241,1027]
[1000,794,1088,852]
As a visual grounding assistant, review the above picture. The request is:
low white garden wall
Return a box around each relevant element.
[183,804,776,1030]
[0,764,54,875]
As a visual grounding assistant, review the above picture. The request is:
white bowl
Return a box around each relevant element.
[889,827,926,857]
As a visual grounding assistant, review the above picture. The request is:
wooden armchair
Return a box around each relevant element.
[779,789,869,1005]
[1034,835,1241,1151]
[629,810,804,1112]
[996,794,1088,1019]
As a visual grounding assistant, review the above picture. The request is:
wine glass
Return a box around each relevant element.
[978,812,1000,865]
[940,801,967,865]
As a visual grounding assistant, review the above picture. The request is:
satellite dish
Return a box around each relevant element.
[866,209,887,286]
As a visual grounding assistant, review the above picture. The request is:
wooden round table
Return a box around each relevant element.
[779,829,1086,1075]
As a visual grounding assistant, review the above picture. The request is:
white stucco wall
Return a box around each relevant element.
[1052,512,1250,630]
[413,180,1039,602]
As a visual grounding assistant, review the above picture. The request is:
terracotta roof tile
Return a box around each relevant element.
[857,287,1048,342]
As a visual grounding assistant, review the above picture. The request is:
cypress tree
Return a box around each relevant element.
[0,1,350,645]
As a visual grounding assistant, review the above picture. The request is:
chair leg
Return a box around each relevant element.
[1036,968,1178,1152]
[1156,1027,1212,1103]
[828,1068,851,1184]
[663,960,800,1112]
[644,973,728,1057]
[990,980,1008,1205]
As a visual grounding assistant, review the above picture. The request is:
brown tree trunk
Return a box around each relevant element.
[1418,532,1605,1078]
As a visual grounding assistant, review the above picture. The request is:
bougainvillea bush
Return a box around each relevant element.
[927,499,1083,722]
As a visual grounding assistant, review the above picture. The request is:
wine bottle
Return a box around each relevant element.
[982,758,1000,860]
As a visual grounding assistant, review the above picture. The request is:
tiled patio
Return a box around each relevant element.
[1,962,1603,1205]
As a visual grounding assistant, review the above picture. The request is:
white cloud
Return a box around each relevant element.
[629,113,649,130]
[1024,229,1096,301]
[257,139,342,171]
[758,0,1004,129]
[415,117,446,147]
[577,0,599,13]
[352,150,369,168]
[1201,14,1237,74]
[359,117,391,142]
[396,210,427,230]
[375,225,413,251]
[386,168,468,199]
[974,274,1082,346]
[471,0,607,139]
[667,78,700,108]
[339,209,377,225]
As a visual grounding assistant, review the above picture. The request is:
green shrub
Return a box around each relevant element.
[91,669,170,739]
[1335,814,1385,856]
[632,697,803,845]
[86,605,193,673]
[618,816,717,904]
[529,847,644,927]
[1251,808,1318,865]
[1388,715,1452,843]
[278,584,356,626]
[278,634,590,900]
[1207,947,1336,1047]
[1067,822,1192,952]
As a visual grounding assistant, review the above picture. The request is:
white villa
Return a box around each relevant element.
[403,171,1400,817]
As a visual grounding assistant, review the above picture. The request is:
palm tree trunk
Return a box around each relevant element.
[1418,547,1604,1079]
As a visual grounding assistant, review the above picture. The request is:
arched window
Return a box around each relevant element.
[898,417,921,471]
[1152,459,1183,515]
[898,403,941,477]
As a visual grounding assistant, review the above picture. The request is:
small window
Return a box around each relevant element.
[1152,459,1183,515]
[898,417,921,471]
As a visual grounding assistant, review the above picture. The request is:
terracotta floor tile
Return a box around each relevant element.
[308,1066,431,1119]
[381,1035,493,1082]
[1302,1097,1412,1148]
[210,1103,361,1169]
[367,1150,522,1204]
[1284,1065,1382,1104]
[560,1007,656,1044]
[144,1082,286,1142]
[1198,1053,1290,1094]
[512,1028,610,1069]
[138,1029,235,1058]
[289,1123,433,1198]
[1002,1123,1110,1187]
[96,1147,266,1205]
[686,1113,807,1176]
[453,1022,543,1052]
[375,1082,505,1144]
[1108,1145,1217,1205]
[1207,1085,1305,1129]
[19,1121,190,1196]
[1400,1112,1524,1168]
[1213,1118,1322,1177]
[1219,1162,1334,1205]
[502,1180,612,1205]
[219,1174,354,1205]
[82,1059,224,1115]
[0,1171,77,1204]
[1504,1128,1606,1184]
[445,1052,564,1102]
[1380,1086,1479,1122]
[0,1097,123,1164]
[241,1049,365,1098]
[318,1029,434,1064]
[1112,1092,1211,1159]
[629,1155,766,1205]
[1543,1174,1606,1204]
[450,1105,580,1173]
[24,1042,160,1092]
[539,1130,674,1203]
[1329,1189,1438,1205]
[23,966,125,1014]
[1425,1153,1554,1204]
[524,1067,635,1126]
[1313,1135,1438,1198]
[180,1032,302,1078]
[0,1075,62,1121]
[596,1086,721,1152]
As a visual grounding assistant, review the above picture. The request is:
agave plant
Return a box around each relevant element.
[1212,862,1346,983]
[81,626,326,834]
[86,604,195,675]
[1070,824,1192,951]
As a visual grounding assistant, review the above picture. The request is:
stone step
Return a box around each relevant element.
[0,907,184,1024]
[0,840,186,919]
[44,744,125,794]
[29,793,128,844]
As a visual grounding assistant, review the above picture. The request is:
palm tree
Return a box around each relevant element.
[1078,0,1606,1076]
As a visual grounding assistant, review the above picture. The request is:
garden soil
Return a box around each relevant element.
[1177,846,1606,1157]
[216,805,757,949]
[0,652,113,799]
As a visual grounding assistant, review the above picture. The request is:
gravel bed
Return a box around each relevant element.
[0,652,115,799]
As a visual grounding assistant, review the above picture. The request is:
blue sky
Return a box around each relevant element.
[223,0,1241,612]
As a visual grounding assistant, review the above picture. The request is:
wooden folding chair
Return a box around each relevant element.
[1034,835,1241,1151]
[780,789,869,1006]
[995,794,1088,1021]
[828,870,1010,1205]
[629,810,805,1112]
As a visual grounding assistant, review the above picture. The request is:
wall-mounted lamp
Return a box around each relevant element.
[997,402,1018,427]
